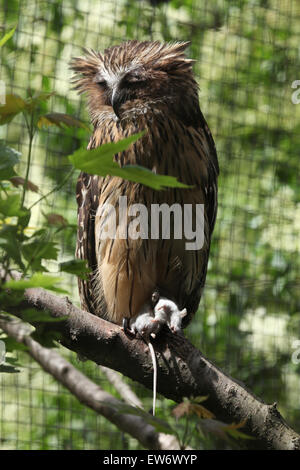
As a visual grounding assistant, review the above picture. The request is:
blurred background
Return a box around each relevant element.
[0,0,299,450]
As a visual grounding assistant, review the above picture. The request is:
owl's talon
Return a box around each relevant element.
[122,317,131,334]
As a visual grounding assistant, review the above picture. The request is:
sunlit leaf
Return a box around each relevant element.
[0,26,16,48]
[69,132,144,170]
[68,132,190,190]
[0,94,26,125]
[113,164,191,190]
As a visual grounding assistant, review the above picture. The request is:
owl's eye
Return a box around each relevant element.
[97,79,107,87]
[126,75,142,83]
[94,74,107,87]
[124,72,147,84]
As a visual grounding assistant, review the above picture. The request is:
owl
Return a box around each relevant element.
[70,40,218,330]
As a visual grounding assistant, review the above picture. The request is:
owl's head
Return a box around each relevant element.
[70,40,199,123]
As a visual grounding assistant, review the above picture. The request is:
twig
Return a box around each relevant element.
[99,365,143,408]
[28,168,75,210]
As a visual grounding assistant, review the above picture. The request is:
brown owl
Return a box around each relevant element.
[70,40,218,330]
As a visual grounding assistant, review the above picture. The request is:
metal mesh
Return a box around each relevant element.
[0,0,299,449]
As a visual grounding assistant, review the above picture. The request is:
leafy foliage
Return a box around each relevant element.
[69,132,190,190]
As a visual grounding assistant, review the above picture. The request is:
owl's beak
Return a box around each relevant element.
[111,88,121,119]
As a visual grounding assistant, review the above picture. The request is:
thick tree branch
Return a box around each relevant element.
[2,286,300,450]
[0,315,181,450]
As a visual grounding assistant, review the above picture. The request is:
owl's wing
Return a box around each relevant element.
[181,110,219,323]
[75,170,102,314]
[198,108,219,234]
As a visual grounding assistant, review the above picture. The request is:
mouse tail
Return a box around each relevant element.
[148,341,157,416]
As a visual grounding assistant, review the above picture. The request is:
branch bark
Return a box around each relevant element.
[2,286,300,450]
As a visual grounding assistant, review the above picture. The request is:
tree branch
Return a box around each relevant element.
[99,365,143,408]
[98,365,183,449]
[0,314,181,450]
[2,286,300,450]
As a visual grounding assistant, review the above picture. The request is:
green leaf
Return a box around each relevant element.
[37,113,89,131]
[0,290,25,309]
[59,259,91,280]
[22,240,59,263]
[0,26,16,48]
[68,133,190,190]
[0,364,20,373]
[0,193,27,217]
[5,273,67,293]
[69,132,144,169]
[0,225,24,269]
[0,140,21,180]
[0,336,28,352]
[4,357,23,368]
[115,164,191,190]
[17,208,31,230]
[31,329,62,348]
[0,94,26,125]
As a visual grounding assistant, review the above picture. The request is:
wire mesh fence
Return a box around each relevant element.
[0,0,299,450]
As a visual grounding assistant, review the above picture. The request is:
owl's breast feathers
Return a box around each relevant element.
[76,103,218,326]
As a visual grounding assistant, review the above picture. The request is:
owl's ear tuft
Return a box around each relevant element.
[70,49,103,94]
[143,40,194,75]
